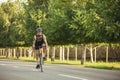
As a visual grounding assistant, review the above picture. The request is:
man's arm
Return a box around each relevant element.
[32,35,36,49]
[43,34,48,48]
[34,35,36,40]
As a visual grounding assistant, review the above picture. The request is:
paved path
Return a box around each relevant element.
[0,59,120,80]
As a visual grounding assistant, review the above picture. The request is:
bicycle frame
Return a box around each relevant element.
[38,48,43,72]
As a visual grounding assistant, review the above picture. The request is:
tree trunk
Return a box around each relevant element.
[90,45,94,63]
[81,46,86,65]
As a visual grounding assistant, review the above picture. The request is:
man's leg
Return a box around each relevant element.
[43,47,47,60]
[35,50,40,68]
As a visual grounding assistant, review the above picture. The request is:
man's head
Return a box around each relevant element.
[36,28,42,35]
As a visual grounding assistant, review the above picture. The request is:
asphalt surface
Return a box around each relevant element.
[0,59,120,80]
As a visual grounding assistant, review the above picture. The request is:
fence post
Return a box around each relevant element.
[94,47,96,62]
[47,47,49,59]
[8,49,10,57]
[0,49,1,56]
[75,46,77,61]
[60,46,62,61]
[1,49,3,56]
[67,47,69,61]
[24,49,26,57]
[62,46,65,61]
[14,48,16,58]
[2,49,5,56]
[106,46,108,62]
[20,48,22,57]
[5,48,8,58]
[0,49,2,56]
[10,49,12,57]
[51,47,55,61]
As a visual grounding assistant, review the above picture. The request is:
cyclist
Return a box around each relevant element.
[33,28,48,69]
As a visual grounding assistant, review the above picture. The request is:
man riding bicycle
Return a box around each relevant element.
[33,28,48,69]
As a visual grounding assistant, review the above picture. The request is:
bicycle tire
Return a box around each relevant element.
[39,50,43,72]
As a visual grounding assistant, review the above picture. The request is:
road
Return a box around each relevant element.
[0,59,120,80]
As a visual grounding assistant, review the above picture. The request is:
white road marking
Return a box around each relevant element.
[59,74,88,80]
[32,69,38,71]
[13,66,19,68]
[23,64,34,67]
[0,64,5,65]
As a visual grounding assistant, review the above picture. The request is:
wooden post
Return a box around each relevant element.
[47,47,49,59]
[10,49,12,57]
[8,48,10,57]
[0,49,2,56]
[75,46,77,61]
[2,49,4,56]
[28,48,32,57]
[94,47,96,62]
[22,48,24,57]
[3,49,5,56]
[67,47,69,61]
[24,49,26,57]
[51,47,55,61]
[13,49,16,58]
[62,46,65,61]
[106,46,108,62]
[0,49,1,56]
[60,46,62,61]
[20,48,22,57]
[4,48,7,57]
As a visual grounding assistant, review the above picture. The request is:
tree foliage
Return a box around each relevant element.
[23,0,49,45]
[0,1,25,47]
[0,0,120,47]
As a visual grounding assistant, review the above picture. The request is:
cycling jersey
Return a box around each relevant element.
[35,34,45,49]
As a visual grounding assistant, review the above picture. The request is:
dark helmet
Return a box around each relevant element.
[36,28,42,32]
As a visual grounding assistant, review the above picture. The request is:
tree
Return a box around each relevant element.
[95,0,120,43]
[24,0,49,45]
[0,1,25,47]
[41,0,79,45]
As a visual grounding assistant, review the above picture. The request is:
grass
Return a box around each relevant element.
[46,59,120,70]
[84,61,120,70]
[0,56,120,70]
